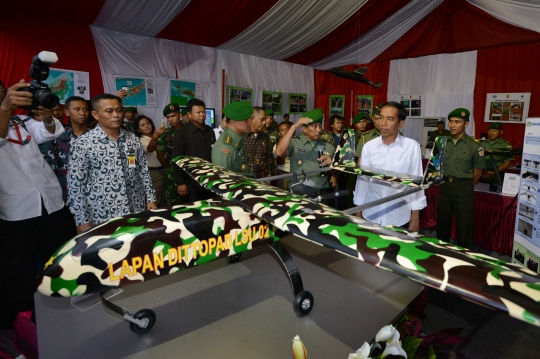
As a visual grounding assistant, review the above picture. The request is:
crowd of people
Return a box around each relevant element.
[0,76,512,330]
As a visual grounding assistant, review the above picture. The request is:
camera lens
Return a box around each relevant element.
[34,90,59,109]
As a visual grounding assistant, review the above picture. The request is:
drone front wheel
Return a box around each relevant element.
[129,309,156,334]
[293,290,314,317]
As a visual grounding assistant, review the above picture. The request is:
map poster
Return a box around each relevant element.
[170,80,196,106]
[329,95,345,118]
[228,86,253,104]
[512,117,540,274]
[262,91,282,114]
[114,76,157,107]
[289,93,307,114]
[356,95,374,121]
[44,68,90,103]
[485,93,531,124]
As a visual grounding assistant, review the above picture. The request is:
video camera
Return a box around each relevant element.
[17,51,60,109]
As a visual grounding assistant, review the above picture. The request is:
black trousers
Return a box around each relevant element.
[437,181,475,249]
[0,205,76,329]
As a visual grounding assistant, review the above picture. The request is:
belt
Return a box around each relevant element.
[443,176,471,183]
[149,166,164,170]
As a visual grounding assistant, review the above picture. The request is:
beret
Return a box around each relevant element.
[163,103,180,117]
[124,107,137,113]
[353,112,366,124]
[224,102,253,121]
[373,103,384,116]
[437,120,445,125]
[301,108,323,124]
[447,108,470,121]
[181,109,188,116]
[265,108,274,116]
[488,122,503,130]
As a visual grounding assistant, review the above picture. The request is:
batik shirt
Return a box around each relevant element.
[67,125,156,226]
[245,131,273,178]
[45,128,88,202]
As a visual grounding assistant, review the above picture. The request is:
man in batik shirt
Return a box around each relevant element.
[245,106,273,179]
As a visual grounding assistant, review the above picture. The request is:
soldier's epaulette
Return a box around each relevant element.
[503,139,512,145]
[292,135,300,139]
[224,135,232,145]
[472,138,481,144]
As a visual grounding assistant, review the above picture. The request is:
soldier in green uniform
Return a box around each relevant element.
[428,120,451,144]
[121,106,137,133]
[157,103,183,206]
[355,104,382,162]
[480,122,514,185]
[212,102,254,178]
[276,108,335,191]
[180,108,190,125]
[437,108,485,249]
[353,112,369,148]
[265,109,279,150]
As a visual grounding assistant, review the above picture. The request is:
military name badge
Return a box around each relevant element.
[127,155,136,168]
[221,148,230,155]
[478,147,484,156]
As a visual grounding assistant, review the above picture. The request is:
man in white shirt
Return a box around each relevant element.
[0,80,76,329]
[214,113,228,140]
[353,101,426,232]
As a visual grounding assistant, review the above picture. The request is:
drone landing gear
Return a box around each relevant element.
[100,292,156,334]
[267,242,314,317]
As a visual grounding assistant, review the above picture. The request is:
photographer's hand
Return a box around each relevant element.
[33,107,56,133]
[0,80,33,139]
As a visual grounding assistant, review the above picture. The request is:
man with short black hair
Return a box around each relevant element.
[246,106,273,179]
[45,96,90,201]
[214,113,228,140]
[122,106,137,133]
[437,108,485,248]
[172,98,216,203]
[353,101,426,231]
[68,94,156,233]
[428,120,451,144]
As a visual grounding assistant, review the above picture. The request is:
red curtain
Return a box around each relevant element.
[314,62,390,130]
[0,11,104,103]
[474,41,540,162]
[284,0,411,65]
[157,0,279,47]
[374,0,540,63]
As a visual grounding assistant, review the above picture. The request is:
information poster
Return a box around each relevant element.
[399,94,422,117]
[356,95,373,121]
[114,76,157,107]
[228,86,253,104]
[170,80,196,106]
[485,93,531,124]
[44,68,90,103]
[329,95,345,117]
[262,91,282,114]
[289,93,307,114]
[512,117,540,274]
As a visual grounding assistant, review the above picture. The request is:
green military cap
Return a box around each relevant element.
[437,120,445,125]
[124,106,137,113]
[353,112,366,124]
[265,108,274,116]
[301,108,323,124]
[163,103,180,116]
[181,108,188,116]
[488,122,503,130]
[448,108,470,121]
[224,101,253,121]
[373,103,384,116]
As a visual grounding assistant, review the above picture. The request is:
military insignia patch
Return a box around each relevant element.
[461,111,465,117]
[170,105,175,111]
[241,163,246,171]
[221,148,230,154]
[478,147,484,156]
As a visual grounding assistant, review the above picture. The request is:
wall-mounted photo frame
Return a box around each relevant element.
[356,95,373,121]
[329,95,345,117]
[289,93,308,114]
[399,94,422,117]
[228,86,253,104]
[262,91,283,114]
[485,93,531,124]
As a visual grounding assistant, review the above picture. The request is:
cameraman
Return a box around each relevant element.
[0,80,76,329]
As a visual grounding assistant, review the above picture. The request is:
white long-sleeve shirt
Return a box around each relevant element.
[353,135,426,227]
[0,115,65,221]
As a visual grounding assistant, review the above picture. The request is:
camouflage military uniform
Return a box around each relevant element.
[287,136,335,190]
[437,134,485,248]
[355,129,380,158]
[157,127,181,206]
[212,127,253,177]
